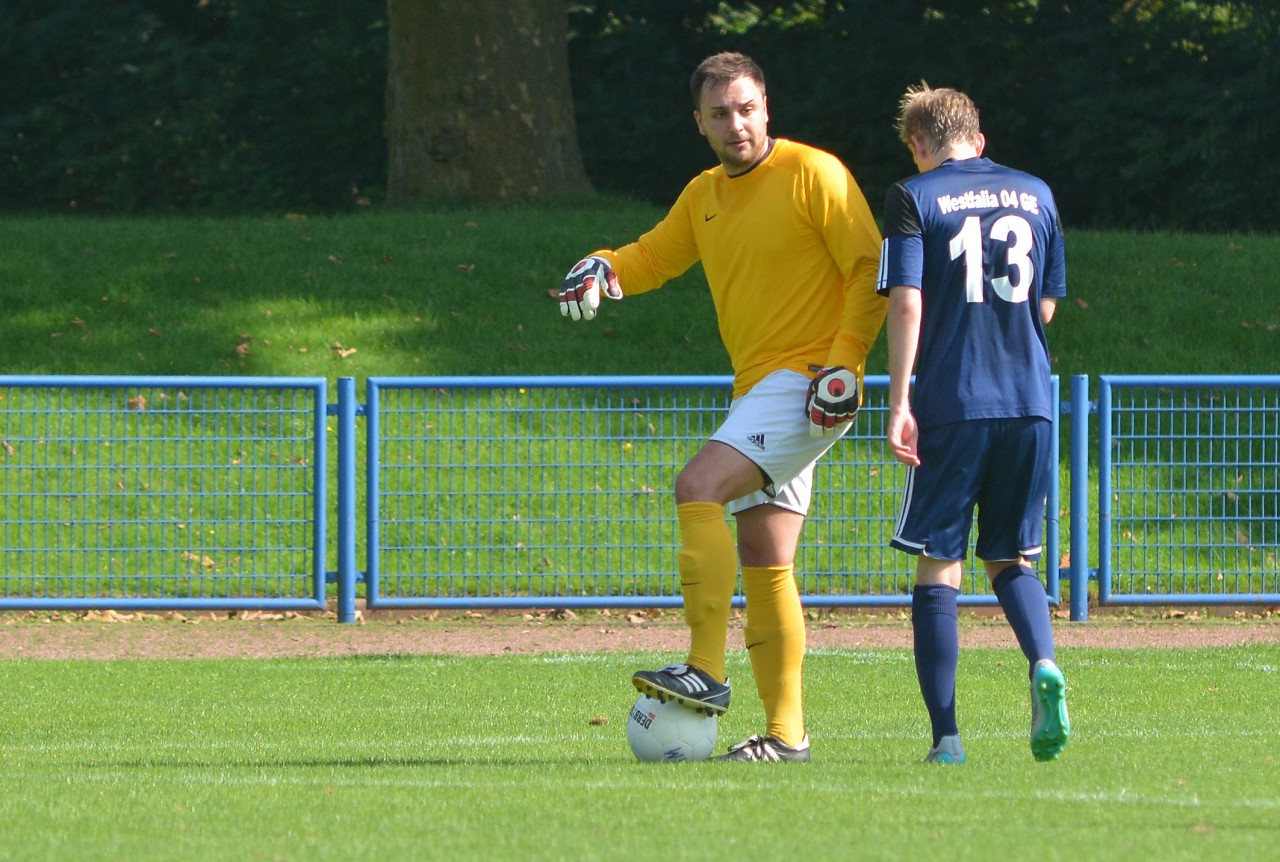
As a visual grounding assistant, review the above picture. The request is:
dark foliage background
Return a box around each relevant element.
[566,0,1280,232]
[0,0,387,212]
[2,0,1276,230]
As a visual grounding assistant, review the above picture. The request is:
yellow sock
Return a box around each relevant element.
[676,501,737,684]
[742,564,806,746]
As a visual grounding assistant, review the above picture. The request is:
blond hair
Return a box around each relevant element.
[895,83,981,153]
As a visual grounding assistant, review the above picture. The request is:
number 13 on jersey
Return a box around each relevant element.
[949,214,1034,304]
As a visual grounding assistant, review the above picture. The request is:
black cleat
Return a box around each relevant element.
[713,734,811,762]
[631,663,731,716]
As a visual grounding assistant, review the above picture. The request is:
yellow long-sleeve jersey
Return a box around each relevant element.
[597,138,886,398]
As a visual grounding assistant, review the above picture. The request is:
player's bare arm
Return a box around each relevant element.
[1041,296,1058,325]
[885,286,922,466]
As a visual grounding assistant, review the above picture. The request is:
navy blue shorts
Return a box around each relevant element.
[891,417,1052,562]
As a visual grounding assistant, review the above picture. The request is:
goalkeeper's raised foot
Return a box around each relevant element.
[631,663,730,716]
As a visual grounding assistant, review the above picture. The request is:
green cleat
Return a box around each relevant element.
[923,734,967,764]
[1031,659,1070,762]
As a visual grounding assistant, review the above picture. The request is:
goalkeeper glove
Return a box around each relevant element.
[559,255,622,321]
[806,366,860,439]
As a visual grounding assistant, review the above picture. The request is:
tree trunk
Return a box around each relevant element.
[385,0,591,205]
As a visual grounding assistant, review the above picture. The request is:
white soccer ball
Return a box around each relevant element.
[626,695,718,762]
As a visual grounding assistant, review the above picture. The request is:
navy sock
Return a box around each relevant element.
[992,564,1056,675]
[911,584,960,746]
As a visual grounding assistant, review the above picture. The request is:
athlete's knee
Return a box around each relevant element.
[983,558,1031,581]
[675,459,746,504]
[674,464,711,504]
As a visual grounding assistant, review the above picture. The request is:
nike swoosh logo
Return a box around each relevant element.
[704,214,717,222]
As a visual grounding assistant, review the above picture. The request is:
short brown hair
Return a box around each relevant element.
[690,52,766,109]
[895,83,981,152]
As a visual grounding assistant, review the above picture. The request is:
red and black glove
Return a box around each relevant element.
[559,255,622,321]
[805,366,860,439]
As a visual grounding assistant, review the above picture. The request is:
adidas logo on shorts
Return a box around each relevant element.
[747,433,766,451]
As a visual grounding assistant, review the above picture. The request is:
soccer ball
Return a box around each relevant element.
[625,695,718,762]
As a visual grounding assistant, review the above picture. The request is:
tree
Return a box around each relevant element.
[385,0,591,205]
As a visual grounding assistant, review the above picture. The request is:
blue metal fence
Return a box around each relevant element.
[0,376,329,612]
[360,375,1059,612]
[0,373,1275,622]
[1096,375,1280,612]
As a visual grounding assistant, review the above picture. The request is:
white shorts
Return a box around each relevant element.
[710,369,850,516]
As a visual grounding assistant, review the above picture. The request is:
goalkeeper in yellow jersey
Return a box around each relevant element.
[558,51,885,762]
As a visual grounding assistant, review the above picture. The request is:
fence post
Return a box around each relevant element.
[336,377,358,624]
[1069,375,1090,622]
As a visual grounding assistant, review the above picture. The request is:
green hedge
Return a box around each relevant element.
[0,0,386,213]
[566,0,1280,232]
[2,0,1276,231]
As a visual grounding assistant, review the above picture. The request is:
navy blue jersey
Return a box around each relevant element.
[877,157,1066,430]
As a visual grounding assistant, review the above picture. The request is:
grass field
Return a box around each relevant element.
[1,206,1277,859]
[2,644,1277,861]
[2,208,1277,602]
[2,208,1277,384]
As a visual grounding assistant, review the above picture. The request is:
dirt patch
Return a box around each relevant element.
[1,607,1275,660]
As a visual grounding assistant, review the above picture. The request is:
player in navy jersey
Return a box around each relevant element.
[876,83,1070,764]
